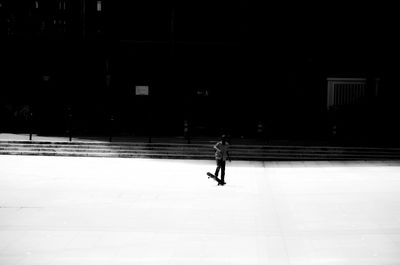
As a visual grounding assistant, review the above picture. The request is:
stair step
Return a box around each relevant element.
[1,147,400,157]
[1,150,399,161]
[1,140,400,161]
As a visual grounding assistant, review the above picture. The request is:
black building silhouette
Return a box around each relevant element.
[1,1,399,142]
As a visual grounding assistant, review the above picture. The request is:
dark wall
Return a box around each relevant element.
[1,1,399,140]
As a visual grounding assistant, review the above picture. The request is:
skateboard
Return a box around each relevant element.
[207,172,226,185]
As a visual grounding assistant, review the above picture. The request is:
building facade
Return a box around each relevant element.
[1,1,398,142]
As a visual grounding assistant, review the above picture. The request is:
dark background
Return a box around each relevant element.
[1,1,399,143]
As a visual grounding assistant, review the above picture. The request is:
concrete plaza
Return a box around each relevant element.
[0,155,400,264]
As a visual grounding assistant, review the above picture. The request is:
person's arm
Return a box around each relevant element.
[227,151,232,162]
[213,142,221,152]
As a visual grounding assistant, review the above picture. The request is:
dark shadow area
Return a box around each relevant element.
[1,2,399,147]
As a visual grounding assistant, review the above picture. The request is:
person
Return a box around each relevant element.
[213,135,231,185]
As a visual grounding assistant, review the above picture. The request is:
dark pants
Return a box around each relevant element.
[215,159,226,182]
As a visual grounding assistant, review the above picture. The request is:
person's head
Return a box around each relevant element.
[221,134,227,144]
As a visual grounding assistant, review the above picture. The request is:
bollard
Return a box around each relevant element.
[184,119,190,144]
[332,125,337,137]
[29,111,33,141]
[109,115,114,142]
[68,111,72,142]
[257,121,263,135]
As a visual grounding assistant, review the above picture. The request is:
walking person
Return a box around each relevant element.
[213,135,231,185]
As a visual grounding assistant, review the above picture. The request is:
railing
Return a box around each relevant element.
[327,78,367,110]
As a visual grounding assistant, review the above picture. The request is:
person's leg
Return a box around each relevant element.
[220,160,226,183]
[215,159,221,176]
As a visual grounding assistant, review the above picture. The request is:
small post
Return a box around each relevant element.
[148,127,152,143]
[148,101,152,144]
[109,115,114,142]
[29,111,33,141]
[148,116,152,143]
[67,108,72,142]
[184,119,190,144]
[257,121,263,136]
[332,124,337,138]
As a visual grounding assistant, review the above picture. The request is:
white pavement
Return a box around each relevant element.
[1,156,400,265]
